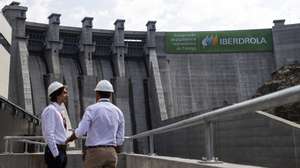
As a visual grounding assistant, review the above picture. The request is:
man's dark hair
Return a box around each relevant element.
[50,87,65,102]
[96,91,111,98]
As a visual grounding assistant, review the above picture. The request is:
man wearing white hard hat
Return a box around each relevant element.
[66,80,125,168]
[41,81,68,168]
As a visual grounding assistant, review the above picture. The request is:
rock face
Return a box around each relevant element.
[254,64,300,123]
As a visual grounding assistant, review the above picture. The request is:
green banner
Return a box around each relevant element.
[165,29,273,53]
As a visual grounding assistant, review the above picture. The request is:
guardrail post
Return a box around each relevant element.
[9,140,13,153]
[37,144,40,152]
[204,121,214,161]
[124,138,133,153]
[149,135,154,155]
[25,142,28,153]
[4,139,8,153]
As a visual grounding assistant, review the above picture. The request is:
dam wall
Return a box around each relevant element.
[2,2,300,167]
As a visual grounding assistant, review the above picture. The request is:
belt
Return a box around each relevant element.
[46,144,67,151]
[57,144,67,151]
[86,145,116,149]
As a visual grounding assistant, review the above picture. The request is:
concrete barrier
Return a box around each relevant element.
[125,153,266,168]
[0,152,82,168]
[0,151,126,168]
[0,152,265,168]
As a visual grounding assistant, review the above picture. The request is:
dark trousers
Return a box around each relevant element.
[44,145,68,168]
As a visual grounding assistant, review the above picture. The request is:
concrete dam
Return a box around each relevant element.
[1,2,300,168]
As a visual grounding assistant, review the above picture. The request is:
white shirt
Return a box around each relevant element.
[41,102,67,157]
[75,98,125,147]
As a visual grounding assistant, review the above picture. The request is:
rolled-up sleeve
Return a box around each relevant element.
[75,108,92,138]
[42,109,59,157]
[116,112,125,146]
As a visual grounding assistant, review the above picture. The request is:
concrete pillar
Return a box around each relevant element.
[45,13,63,75]
[113,77,133,153]
[2,2,26,39]
[272,19,286,69]
[111,20,132,151]
[78,76,96,112]
[78,17,97,124]
[112,19,126,77]
[145,21,168,120]
[272,19,300,69]
[273,19,285,27]
[79,17,95,76]
[146,21,156,48]
[2,2,34,114]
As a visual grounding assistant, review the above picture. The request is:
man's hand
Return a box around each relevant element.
[65,132,77,144]
[64,137,71,144]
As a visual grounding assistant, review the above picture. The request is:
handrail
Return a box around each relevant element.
[127,85,300,139]
[4,136,65,153]
[3,136,44,140]
[255,110,300,129]
[0,95,40,124]
[125,85,300,161]
[16,139,46,146]
[3,135,90,153]
[3,136,45,153]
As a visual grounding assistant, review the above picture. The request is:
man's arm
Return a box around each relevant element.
[116,112,125,153]
[65,108,92,144]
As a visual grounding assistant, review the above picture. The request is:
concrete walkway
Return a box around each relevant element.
[0,152,266,168]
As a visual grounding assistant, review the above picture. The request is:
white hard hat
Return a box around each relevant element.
[48,81,64,97]
[95,80,114,93]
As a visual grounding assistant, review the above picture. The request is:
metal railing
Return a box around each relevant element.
[3,135,88,153]
[2,85,300,161]
[125,85,300,161]
[255,110,300,128]
[3,136,45,153]
[0,95,40,125]
[3,135,127,154]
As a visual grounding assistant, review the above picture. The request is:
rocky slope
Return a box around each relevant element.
[254,64,300,123]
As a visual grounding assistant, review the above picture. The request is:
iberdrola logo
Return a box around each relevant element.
[202,35,219,48]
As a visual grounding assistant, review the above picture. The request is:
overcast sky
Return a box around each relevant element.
[1,0,300,31]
